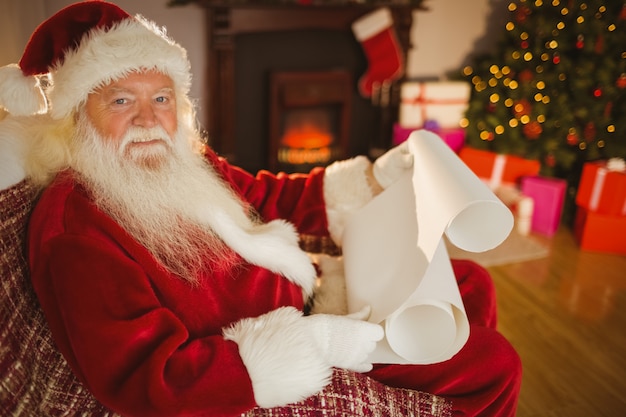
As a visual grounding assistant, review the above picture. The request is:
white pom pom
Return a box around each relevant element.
[0,64,47,116]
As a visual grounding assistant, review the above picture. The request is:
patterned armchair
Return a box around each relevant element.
[0,179,451,417]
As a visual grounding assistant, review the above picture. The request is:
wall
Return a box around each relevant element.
[0,0,46,65]
[409,0,508,79]
[5,0,509,128]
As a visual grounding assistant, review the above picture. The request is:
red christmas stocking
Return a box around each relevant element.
[351,8,404,98]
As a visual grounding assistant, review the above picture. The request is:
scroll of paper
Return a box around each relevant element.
[342,130,514,364]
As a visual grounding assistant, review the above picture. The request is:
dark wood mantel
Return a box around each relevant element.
[171,1,428,166]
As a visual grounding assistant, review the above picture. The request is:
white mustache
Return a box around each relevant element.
[121,126,173,148]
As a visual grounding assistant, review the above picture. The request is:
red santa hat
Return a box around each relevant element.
[0,0,191,119]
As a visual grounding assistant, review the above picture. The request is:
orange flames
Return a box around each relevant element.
[279,121,333,165]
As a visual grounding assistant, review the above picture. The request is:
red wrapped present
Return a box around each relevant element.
[574,206,626,255]
[521,176,567,236]
[458,147,541,189]
[398,81,471,129]
[392,124,465,153]
[575,159,626,216]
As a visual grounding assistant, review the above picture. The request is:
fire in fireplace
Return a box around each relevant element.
[269,70,352,173]
[278,109,334,167]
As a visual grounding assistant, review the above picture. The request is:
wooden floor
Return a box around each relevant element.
[487,227,626,417]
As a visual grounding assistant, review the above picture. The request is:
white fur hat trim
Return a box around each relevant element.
[48,16,191,120]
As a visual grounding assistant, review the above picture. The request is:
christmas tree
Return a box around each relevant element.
[461,0,626,183]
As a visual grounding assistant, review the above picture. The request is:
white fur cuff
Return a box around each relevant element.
[351,8,393,41]
[223,307,332,408]
[323,156,374,246]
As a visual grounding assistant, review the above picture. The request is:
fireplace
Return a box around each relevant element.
[189,2,426,173]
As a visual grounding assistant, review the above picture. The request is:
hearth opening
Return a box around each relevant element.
[269,70,352,173]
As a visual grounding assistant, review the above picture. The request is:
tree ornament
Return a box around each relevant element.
[594,34,604,54]
[513,99,532,117]
[552,53,560,64]
[545,153,556,167]
[593,87,602,98]
[567,131,579,146]
[584,122,596,142]
[617,73,626,89]
[519,69,534,83]
[515,6,530,23]
[604,101,613,117]
[523,121,542,139]
[576,34,584,49]
[620,4,626,20]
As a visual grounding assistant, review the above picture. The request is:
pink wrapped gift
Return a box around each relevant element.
[521,176,567,236]
[392,124,465,153]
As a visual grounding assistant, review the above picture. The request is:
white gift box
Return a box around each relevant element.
[495,184,535,236]
[399,81,471,129]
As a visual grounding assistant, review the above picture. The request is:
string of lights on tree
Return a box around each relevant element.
[461,0,626,179]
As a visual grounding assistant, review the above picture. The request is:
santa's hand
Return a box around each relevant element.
[373,141,413,188]
[224,306,383,408]
[306,308,384,373]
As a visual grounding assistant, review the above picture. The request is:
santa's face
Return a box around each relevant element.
[84,70,178,168]
[72,79,312,287]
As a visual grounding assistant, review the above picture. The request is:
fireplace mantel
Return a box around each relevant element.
[173,1,428,168]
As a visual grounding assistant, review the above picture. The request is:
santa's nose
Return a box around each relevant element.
[134,102,158,128]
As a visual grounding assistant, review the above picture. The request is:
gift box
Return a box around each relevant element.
[494,184,534,236]
[574,206,626,255]
[575,159,626,216]
[392,123,465,153]
[458,147,541,189]
[398,81,471,129]
[521,176,567,236]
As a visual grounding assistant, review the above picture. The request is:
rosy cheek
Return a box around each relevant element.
[104,116,132,144]
[161,112,178,136]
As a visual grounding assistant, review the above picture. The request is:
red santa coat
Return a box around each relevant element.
[28,149,335,417]
[28,149,522,417]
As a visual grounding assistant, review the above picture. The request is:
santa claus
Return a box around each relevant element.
[0,2,521,416]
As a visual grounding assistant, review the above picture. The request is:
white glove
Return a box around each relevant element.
[305,306,384,372]
[224,306,383,408]
[373,141,414,188]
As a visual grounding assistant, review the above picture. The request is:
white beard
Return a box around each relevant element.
[70,112,315,293]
